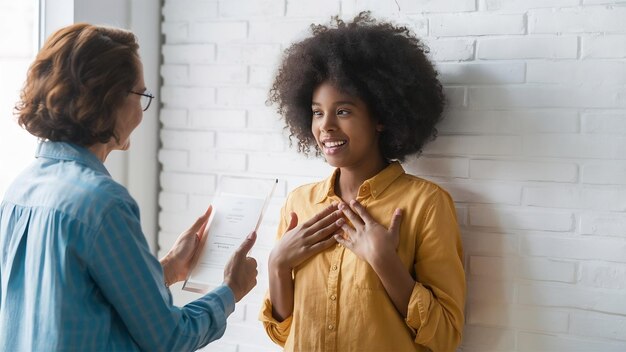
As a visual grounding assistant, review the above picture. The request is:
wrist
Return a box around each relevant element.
[160,255,177,287]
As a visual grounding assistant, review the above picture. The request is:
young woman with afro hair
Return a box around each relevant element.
[259,12,465,352]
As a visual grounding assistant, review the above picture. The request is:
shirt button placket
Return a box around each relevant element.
[324,246,344,352]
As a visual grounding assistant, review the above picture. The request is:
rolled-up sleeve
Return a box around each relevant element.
[259,295,293,346]
[405,190,466,352]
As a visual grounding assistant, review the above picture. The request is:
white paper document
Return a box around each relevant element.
[183,176,277,293]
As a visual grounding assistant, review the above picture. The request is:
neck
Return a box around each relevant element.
[335,157,388,202]
[88,143,113,162]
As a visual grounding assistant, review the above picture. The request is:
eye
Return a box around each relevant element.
[312,109,323,118]
[337,109,350,116]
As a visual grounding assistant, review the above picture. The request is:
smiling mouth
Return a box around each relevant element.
[323,140,346,148]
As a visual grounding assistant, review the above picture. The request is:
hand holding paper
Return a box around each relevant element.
[223,231,258,302]
[160,206,212,287]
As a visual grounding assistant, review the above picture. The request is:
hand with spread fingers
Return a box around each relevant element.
[269,203,342,271]
[334,200,403,263]
[268,203,343,321]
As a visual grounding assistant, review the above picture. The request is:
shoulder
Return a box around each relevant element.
[396,173,454,204]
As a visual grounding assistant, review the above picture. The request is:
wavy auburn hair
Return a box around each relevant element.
[15,23,139,146]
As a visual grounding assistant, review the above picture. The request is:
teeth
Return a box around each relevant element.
[324,141,346,148]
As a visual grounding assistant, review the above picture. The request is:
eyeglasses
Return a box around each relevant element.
[129,90,155,111]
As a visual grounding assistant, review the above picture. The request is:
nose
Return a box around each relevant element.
[319,113,337,133]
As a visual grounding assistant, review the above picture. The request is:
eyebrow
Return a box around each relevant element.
[312,101,357,106]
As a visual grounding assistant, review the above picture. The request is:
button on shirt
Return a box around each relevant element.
[0,141,235,351]
[260,162,466,352]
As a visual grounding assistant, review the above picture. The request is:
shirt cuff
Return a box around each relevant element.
[406,282,429,334]
[211,284,236,317]
[259,296,292,346]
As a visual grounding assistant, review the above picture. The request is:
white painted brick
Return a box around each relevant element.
[483,0,579,11]
[470,256,576,282]
[248,153,333,177]
[188,151,247,172]
[583,162,626,185]
[190,109,247,130]
[437,62,525,85]
[159,210,199,234]
[584,0,626,4]
[470,159,578,183]
[580,212,626,237]
[158,192,188,212]
[286,0,340,17]
[190,64,248,85]
[431,13,525,37]
[161,64,189,85]
[160,109,189,128]
[524,135,626,159]
[162,22,189,43]
[527,61,626,85]
[439,110,579,134]
[439,109,523,135]
[467,279,516,303]
[455,205,468,226]
[462,231,518,255]
[190,21,248,43]
[571,311,626,342]
[518,258,577,283]
[161,86,216,108]
[439,181,522,205]
[470,86,626,109]
[524,186,626,211]
[403,156,470,178]
[160,172,216,195]
[530,7,626,34]
[217,44,282,65]
[397,16,429,38]
[163,44,216,64]
[161,129,215,150]
[461,325,516,351]
[158,149,189,171]
[468,302,569,332]
[583,112,626,134]
[248,20,315,45]
[216,87,268,107]
[249,65,275,87]
[216,131,286,152]
[247,107,284,130]
[521,236,626,262]
[582,34,626,58]
[519,331,626,352]
[162,1,218,21]
[219,0,285,17]
[470,207,574,231]
[580,262,626,289]
[521,110,580,133]
[442,86,466,107]
[477,36,578,59]
[396,0,477,13]
[423,136,522,156]
[518,284,626,315]
[470,256,516,279]
[425,38,475,61]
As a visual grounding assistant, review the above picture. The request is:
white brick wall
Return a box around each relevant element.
[159,1,626,350]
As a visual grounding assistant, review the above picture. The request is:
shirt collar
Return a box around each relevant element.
[36,141,111,176]
[314,161,405,203]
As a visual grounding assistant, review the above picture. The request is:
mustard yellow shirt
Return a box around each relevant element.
[260,162,465,352]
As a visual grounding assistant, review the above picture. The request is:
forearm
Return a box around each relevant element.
[268,261,295,321]
[369,252,415,318]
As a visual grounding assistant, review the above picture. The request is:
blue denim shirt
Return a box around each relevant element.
[0,141,234,351]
